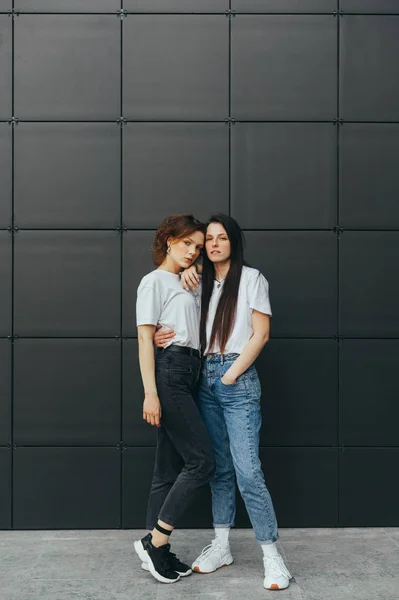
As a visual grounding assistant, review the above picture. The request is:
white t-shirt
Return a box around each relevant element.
[136,269,200,350]
[205,266,272,355]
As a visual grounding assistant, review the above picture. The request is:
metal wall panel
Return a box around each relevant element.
[14,447,121,529]
[245,232,337,337]
[0,448,11,529]
[14,339,121,445]
[0,15,12,119]
[342,0,399,13]
[123,339,157,447]
[231,123,337,229]
[258,339,338,447]
[14,231,121,337]
[123,16,229,120]
[125,0,228,11]
[0,123,12,228]
[339,232,399,337]
[231,16,337,120]
[16,0,120,11]
[0,340,11,445]
[14,124,121,229]
[340,449,399,526]
[232,0,337,12]
[123,123,229,228]
[14,15,120,120]
[340,124,399,229]
[0,231,12,336]
[340,340,399,446]
[340,16,399,121]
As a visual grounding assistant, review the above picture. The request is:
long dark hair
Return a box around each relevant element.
[200,214,248,354]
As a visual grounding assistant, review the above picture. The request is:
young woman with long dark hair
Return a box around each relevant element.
[134,214,215,584]
[155,214,292,591]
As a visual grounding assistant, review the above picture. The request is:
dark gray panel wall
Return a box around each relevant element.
[14,124,121,228]
[14,16,120,120]
[0,123,12,228]
[1,4,398,530]
[232,16,337,120]
[123,16,229,120]
[0,15,12,119]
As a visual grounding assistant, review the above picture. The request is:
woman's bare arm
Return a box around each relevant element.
[221,310,270,384]
[138,324,162,427]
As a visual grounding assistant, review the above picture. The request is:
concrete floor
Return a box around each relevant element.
[1,528,399,600]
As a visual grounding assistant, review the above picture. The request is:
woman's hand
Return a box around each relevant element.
[221,373,237,385]
[143,392,162,427]
[181,265,200,291]
[154,324,175,348]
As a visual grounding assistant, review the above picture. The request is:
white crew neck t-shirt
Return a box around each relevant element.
[205,266,272,355]
[136,269,200,350]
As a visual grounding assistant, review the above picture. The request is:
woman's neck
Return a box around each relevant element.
[214,261,230,282]
[158,257,180,274]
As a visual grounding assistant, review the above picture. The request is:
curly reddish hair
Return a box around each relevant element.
[152,214,205,266]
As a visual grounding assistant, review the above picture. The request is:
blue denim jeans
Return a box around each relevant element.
[198,353,279,544]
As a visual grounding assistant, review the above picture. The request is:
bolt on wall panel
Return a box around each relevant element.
[244,232,337,337]
[259,448,338,527]
[342,0,399,13]
[14,339,121,446]
[123,123,229,228]
[231,16,337,120]
[125,0,228,11]
[15,0,120,11]
[0,231,12,336]
[232,0,337,12]
[0,448,11,529]
[122,231,156,337]
[13,447,121,529]
[339,232,399,337]
[0,340,11,445]
[14,15,120,120]
[340,449,399,526]
[14,231,121,337]
[340,124,399,229]
[14,124,121,229]
[0,123,12,228]
[340,340,399,447]
[340,16,399,121]
[0,15,12,120]
[231,123,337,229]
[257,339,338,447]
[123,339,156,447]
[123,15,229,120]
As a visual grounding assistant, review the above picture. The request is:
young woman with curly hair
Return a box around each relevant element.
[133,214,215,585]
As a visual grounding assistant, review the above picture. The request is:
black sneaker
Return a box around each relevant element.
[142,538,181,584]
[167,548,192,577]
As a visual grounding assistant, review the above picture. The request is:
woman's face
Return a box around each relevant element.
[205,222,231,264]
[168,230,204,270]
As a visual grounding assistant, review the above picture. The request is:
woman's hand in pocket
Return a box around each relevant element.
[143,393,162,427]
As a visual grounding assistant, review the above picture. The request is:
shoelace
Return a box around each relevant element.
[155,543,174,571]
[198,538,221,559]
[263,554,292,580]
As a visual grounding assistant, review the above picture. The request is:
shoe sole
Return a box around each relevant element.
[264,584,290,591]
[141,562,192,577]
[134,541,180,584]
[193,560,233,574]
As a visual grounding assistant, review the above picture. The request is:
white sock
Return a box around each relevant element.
[215,527,230,546]
[261,542,279,558]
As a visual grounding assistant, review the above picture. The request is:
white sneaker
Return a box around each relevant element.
[192,539,233,574]
[263,553,292,590]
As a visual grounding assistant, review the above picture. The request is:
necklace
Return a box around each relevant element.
[215,277,225,289]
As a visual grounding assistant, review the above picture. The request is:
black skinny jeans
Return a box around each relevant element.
[146,348,216,530]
